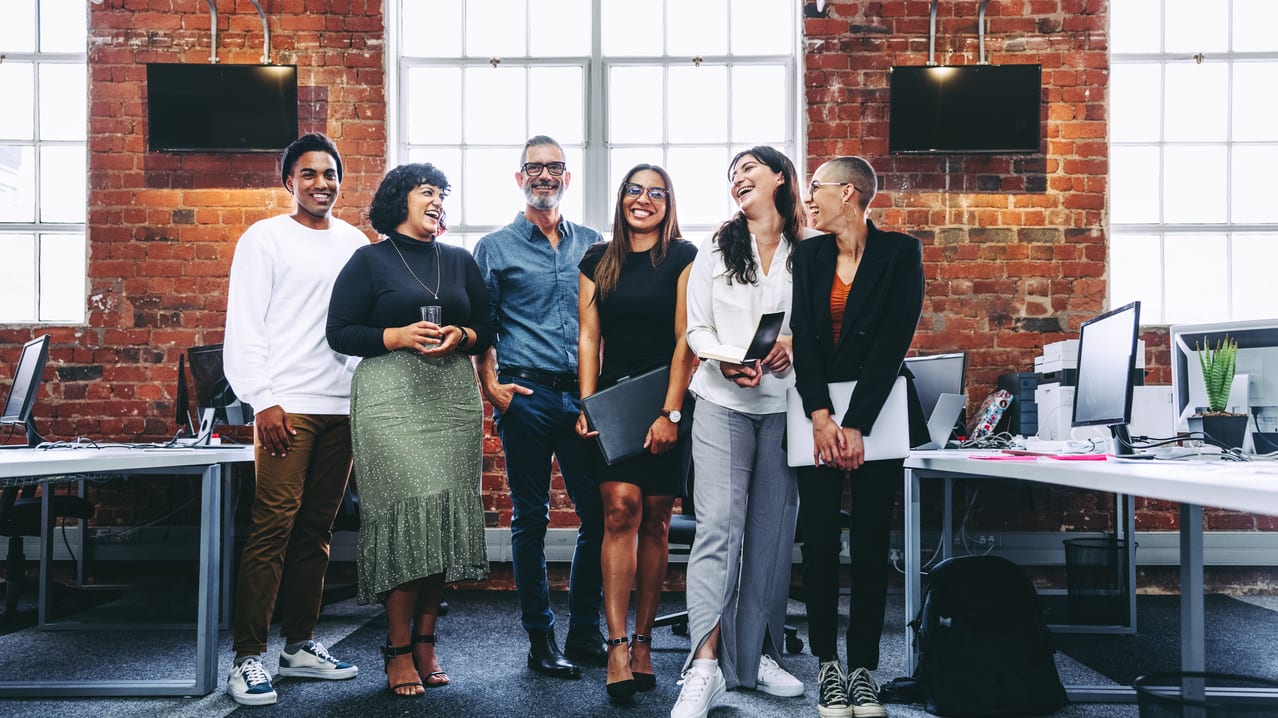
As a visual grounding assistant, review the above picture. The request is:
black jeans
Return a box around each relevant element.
[797,458,902,670]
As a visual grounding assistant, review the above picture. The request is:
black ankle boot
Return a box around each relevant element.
[563,626,608,667]
[527,629,581,678]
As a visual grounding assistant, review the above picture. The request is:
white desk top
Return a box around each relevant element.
[906,451,1278,517]
[0,445,254,481]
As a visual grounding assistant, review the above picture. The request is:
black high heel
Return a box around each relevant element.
[413,634,449,687]
[631,633,656,691]
[604,636,637,702]
[382,643,425,697]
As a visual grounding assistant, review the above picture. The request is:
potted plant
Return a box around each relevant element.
[1187,336,1248,449]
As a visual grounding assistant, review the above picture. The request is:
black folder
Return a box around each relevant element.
[581,366,691,466]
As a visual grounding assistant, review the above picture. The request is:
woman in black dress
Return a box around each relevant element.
[574,164,697,701]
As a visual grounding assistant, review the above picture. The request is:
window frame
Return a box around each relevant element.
[385,0,805,249]
[1109,2,1278,324]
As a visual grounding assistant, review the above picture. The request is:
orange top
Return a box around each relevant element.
[829,274,852,345]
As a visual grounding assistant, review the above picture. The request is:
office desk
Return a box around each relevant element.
[904,452,1278,703]
[0,445,254,697]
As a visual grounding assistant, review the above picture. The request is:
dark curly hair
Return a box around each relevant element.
[713,146,805,285]
[280,133,343,186]
[368,163,451,237]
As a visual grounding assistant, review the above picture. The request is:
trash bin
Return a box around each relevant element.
[1133,672,1278,717]
[1063,537,1130,625]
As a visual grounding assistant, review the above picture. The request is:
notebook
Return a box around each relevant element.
[785,376,910,467]
[580,366,691,466]
[695,311,786,365]
[914,392,967,450]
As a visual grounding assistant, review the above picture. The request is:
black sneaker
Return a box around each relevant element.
[847,667,886,718]
[817,661,853,718]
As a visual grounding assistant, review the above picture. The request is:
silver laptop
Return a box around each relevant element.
[785,377,910,467]
[914,393,967,450]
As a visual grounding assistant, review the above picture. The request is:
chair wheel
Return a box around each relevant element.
[438,600,449,617]
[785,635,804,654]
[672,621,688,636]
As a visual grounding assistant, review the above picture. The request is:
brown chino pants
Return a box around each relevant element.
[232,413,352,657]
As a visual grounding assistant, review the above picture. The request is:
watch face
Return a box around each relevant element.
[667,410,682,423]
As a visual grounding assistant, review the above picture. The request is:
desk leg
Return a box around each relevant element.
[38,489,52,626]
[195,464,222,696]
[221,466,234,630]
[1179,503,1205,704]
[904,467,921,671]
[941,479,953,562]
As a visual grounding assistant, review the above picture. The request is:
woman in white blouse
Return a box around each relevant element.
[670,146,807,718]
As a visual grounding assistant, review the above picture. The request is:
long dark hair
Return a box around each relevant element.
[713,146,805,285]
[592,164,682,300]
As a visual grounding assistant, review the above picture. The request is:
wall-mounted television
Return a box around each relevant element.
[146,64,299,153]
[888,64,1042,154]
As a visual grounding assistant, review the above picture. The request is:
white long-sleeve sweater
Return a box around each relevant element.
[223,214,368,415]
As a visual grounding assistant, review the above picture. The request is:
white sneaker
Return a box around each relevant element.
[847,667,886,718]
[670,663,726,718]
[756,654,804,697]
[227,656,277,706]
[277,640,359,680]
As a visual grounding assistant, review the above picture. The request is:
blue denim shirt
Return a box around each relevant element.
[473,212,603,375]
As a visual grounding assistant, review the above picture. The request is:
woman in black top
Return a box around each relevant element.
[575,164,697,701]
[327,163,493,697]
[791,156,925,718]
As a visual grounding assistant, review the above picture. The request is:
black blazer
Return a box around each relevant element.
[791,220,926,440]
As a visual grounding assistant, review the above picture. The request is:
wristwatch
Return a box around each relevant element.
[661,408,682,424]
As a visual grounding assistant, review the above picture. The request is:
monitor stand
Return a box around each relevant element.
[1111,424,1135,457]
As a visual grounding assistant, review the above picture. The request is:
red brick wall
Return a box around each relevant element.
[0,1,1265,541]
[76,0,382,445]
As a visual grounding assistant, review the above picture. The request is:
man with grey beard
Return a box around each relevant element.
[473,136,607,678]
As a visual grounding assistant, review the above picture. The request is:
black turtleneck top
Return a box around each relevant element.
[326,232,494,357]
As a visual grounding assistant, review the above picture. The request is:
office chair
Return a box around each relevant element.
[652,465,804,654]
[0,483,95,621]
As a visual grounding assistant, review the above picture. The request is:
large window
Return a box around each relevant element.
[1109,0,1278,324]
[0,0,87,324]
[388,0,801,250]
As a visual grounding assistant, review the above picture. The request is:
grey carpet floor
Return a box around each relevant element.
[0,587,1192,717]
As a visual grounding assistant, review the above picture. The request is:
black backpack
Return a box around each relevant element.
[909,555,1067,717]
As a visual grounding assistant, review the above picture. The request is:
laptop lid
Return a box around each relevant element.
[915,393,967,449]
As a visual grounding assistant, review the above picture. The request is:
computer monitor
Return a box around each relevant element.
[1169,318,1278,450]
[2,335,51,447]
[185,344,253,442]
[905,352,968,420]
[1072,302,1141,456]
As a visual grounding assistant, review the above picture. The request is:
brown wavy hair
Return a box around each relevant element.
[591,164,683,300]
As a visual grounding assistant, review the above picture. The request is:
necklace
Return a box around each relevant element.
[389,235,441,300]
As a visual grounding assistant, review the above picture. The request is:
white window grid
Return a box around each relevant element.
[0,1,87,325]
[1109,1,1278,325]
[387,0,803,251]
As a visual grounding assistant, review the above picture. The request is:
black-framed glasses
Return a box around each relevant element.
[623,183,669,202]
[807,180,858,196]
[521,161,566,177]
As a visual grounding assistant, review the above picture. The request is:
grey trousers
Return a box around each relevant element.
[683,400,799,688]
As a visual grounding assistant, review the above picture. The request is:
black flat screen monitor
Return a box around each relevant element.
[889,64,1042,154]
[1072,301,1142,455]
[905,352,968,420]
[147,63,299,152]
[186,344,253,432]
[2,335,51,446]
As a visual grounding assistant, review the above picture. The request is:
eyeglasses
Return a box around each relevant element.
[521,161,566,177]
[623,183,669,202]
[807,180,859,196]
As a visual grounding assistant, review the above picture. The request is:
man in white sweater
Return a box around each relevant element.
[222,133,369,706]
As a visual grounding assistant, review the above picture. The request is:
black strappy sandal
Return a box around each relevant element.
[413,634,450,687]
[631,633,656,691]
[605,636,638,702]
[382,643,425,697]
